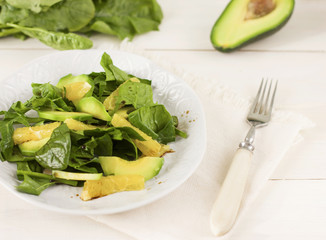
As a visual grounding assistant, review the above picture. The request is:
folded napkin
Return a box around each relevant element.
[88,42,314,240]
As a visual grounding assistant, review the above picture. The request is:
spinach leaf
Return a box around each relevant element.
[70,145,94,159]
[82,127,141,159]
[90,20,116,35]
[128,105,187,142]
[89,71,120,100]
[6,147,34,162]
[72,132,113,157]
[16,174,54,195]
[91,0,163,39]
[94,133,112,156]
[69,131,88,145]
[128,104,176,144]
[19,0,95,32]
[54,178,79,186]
[17,161,43,173]
[17,170,52,180]
[115,80,154,110]
[25,83,74,111]
[100,52,130,83]
[0,0,163,49]
[68,157,100,173]
[113,137,138,160]
[69,163,98,173]
[129,75,152,85]
[116,127,145,141]
[5,101,30,115]
[16,161,43,181]
[0,101,33,160]
[16,170,78,186]
[172,115,178,127]
[0,4,29,24]
[0,26,20,37]
[0,120,27,160]
[6,0,63,13]
[8,24,93,50]
[35,123,71,170]
[13,31,28,40]
[1,101,31,125]
[175,128,188,139]
[17,160,78,185]
[83,127,144,141]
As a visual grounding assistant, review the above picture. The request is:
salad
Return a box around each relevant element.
[0,52,187,201]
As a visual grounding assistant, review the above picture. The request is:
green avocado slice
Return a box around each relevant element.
[76,97,111,122]
[57,74,93,89]
[99,156,164,181]
[38,111,93,121]
[210,0,295,52]
[52,170,102,181]
[18,137,50,156]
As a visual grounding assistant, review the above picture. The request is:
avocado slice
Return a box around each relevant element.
[56,74,92,89]
[38,111,93,121]
[64,118,98,131]
[76,97,111,122]
[18,137,50,156]
[99,156,164,181]
[210,0,295,52]
[52,170,102,181]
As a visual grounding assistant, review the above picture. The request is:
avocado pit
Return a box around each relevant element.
[245,0,276,20]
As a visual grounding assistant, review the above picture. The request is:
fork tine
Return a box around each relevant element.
[257,79,268,114]
[268,80,278,114]
[251,79,264,113]
[264,80,273,115]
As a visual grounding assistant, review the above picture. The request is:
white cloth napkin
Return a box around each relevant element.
[88,42,314,240]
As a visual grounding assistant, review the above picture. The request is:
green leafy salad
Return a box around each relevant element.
[0,52,187,199]
[0,0,163,50]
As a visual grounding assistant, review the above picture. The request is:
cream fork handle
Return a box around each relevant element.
[210,148,253,236]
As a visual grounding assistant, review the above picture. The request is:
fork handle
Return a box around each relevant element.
[210,148,253,236]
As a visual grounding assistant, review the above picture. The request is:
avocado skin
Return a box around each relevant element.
[210,0,295,53]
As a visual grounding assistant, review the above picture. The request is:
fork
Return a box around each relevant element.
[210,79,278,236]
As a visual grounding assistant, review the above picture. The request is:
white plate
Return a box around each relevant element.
[0,50,206,215]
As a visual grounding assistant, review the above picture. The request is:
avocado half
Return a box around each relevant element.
[210,0,295,52]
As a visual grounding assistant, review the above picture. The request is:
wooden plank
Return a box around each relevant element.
[1,180,326,239]
[0,0,325,51]
[0,185,135,240]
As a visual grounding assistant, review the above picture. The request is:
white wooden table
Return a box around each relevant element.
[1,0,326,239]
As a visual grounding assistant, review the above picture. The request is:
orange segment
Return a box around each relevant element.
[13,122,61,145]
[64,118,97,131]
[80,175,145,201]
[64,81,92,102]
